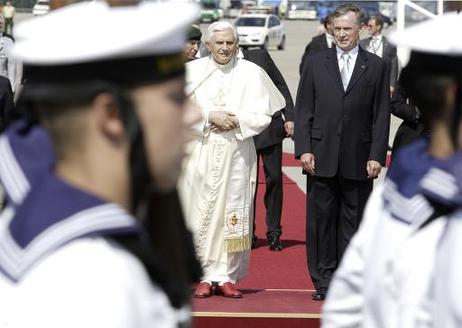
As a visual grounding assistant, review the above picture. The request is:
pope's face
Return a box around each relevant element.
[333,11,361,52]
[132,77,201,191]
[207,29,238,65]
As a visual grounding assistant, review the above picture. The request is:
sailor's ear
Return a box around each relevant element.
[91,92,125,142]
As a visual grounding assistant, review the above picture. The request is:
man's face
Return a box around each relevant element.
[132,77,201,191]
[333,11,361,52]
[184,40,201,62]
[367,19,381,37]
[325,19,334,35]
[207,29,238,65]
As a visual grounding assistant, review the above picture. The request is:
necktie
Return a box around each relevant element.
[340,53,351,91]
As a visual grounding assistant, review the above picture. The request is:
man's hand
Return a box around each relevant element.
[367,160,382,179]
[209,111,239,132]
[300,153,315,176]
[284,121,294,138]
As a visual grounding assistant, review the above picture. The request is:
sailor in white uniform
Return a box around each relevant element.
[0,1,202,327]
[322,12,462,328]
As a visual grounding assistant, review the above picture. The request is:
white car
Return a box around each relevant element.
[32,0,50,16]
[235,14,286,50]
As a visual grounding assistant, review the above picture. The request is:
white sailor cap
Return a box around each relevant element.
[14,0,199,86]
[389,12,462,78]
[389,12,462,55]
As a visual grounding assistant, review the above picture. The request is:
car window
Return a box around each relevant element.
[235,17,266,27]
[273,16,281,26]
[269,16,277,27]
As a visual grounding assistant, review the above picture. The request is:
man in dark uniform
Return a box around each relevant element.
[242,48,294,251]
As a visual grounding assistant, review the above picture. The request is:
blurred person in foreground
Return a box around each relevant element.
[0,1,203,327]
[179,21,285,299]
[322,12,462,328]
[295,2,390,301]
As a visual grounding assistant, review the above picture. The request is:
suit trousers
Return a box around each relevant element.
[306,175,372,290]
[253,142,283,238]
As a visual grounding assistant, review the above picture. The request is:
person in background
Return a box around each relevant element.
[184,24,202,62]
[299,12,335,74]
[0,74,14,130]
[390,83,429,154]
[0,1,202,327]
[0,14,15,92]
[2,1,14,34]
[295,3,390,301]
[241,48,294,251]
[360,15,398,95]
[179,21,285,299]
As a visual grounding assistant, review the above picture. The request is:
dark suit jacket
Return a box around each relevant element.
[295,47,390,180]
[242,49,295,150]
[360,36,398,87]
[390,84,428,152]
[299,33,332,75]
[0,75,15,132]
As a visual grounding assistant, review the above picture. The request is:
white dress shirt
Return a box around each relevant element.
[368,34,384,58]
[336,45,358,89]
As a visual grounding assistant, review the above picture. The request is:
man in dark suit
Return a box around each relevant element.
[360,15,398,94]
[299,13,335,75]
[0,75,14,131]
[242,48,295,251]
[294,3,390,301]
[390,84,428,153]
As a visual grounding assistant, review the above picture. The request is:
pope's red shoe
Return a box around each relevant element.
[194,282,212,298]
[216,282,243,298]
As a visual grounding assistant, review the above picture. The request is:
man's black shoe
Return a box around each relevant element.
[268,235,283,251]
[312,287,327,301]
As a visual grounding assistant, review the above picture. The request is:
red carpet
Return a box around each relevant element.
[192,153,321,327]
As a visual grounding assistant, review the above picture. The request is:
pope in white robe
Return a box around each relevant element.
[179,22,285,291]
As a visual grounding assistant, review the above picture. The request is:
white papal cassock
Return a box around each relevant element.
[179,55,285,283]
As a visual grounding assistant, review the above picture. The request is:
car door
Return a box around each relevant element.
[271,16,283,45]
[268,16,277,46]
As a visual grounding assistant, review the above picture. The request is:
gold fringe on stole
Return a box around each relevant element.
[225,235,251,253]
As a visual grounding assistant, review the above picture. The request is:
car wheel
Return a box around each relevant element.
[277,35,286,50]
[262,37,269,51]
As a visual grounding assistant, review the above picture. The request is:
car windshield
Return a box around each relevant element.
[203,2,218,9]
[289,1,313,10]
[236,17,266,27]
